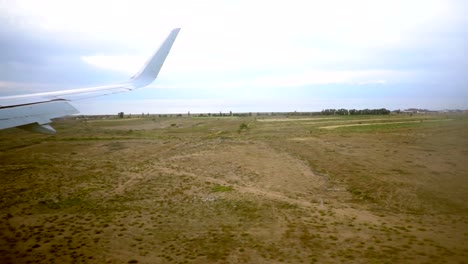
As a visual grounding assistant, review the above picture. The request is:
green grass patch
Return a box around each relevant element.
[211,185,234,192]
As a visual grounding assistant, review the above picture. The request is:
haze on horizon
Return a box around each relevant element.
[0,0,466,114]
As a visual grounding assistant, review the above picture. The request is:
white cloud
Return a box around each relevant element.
[0,81,64,94]
[1,0,466,110]
[3,0,459,49]
[238,70,407,87]
[81,55,147,75]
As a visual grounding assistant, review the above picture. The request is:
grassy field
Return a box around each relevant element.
[0,113,467,263]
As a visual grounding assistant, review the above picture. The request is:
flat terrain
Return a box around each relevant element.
[1,113,467,263]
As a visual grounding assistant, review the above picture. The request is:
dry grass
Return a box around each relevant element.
[0,113,467,263]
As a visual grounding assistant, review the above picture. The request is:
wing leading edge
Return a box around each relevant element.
[0,28,180,134]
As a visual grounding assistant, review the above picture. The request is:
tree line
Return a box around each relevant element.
[116,108,392,118]
[321,108,390,115]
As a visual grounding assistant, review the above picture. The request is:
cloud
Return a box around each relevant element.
[1,0,466,110]
[81,55,147,75]
[0,16,132,89]
[249,70,404,87]
[0,81,65,95]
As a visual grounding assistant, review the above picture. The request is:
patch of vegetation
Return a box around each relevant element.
[211,185,234,192]
[238,122,249,133]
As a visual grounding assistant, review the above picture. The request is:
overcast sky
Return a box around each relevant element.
[0,0,466,114]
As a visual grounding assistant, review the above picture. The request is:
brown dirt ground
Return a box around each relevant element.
[0,114,467,263]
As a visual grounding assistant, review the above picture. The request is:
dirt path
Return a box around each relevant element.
[115,172,144,194]
[320,119,451,129]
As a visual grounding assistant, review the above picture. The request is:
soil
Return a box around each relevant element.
[0,113,467,263]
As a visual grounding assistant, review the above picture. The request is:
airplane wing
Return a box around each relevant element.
[0,28,180,134]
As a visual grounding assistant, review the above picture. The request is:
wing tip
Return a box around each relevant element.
[129,28,180,88]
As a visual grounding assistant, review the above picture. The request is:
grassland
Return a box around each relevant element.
[0,113,467,263]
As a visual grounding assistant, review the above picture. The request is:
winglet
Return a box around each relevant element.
[130,28,180,88]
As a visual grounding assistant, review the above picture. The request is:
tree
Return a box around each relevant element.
[118,112,124,118]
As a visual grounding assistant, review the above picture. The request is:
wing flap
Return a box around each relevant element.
[0,101,79,131]
[18,123,57,135]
